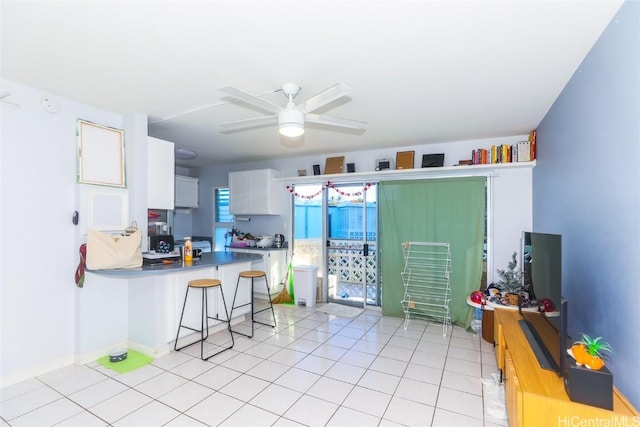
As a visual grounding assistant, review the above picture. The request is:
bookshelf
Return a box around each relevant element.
[277,160,536,185]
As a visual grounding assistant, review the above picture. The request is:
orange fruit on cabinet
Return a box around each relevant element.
[570,343,589,365]
[569,338,611,371]
[587,355,605,370]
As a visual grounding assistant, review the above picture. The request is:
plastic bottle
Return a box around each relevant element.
[184,237,193,262]
[471,307,482,333]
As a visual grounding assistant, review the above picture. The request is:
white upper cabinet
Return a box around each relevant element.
[147,137,175,210]
[229,169,288,215]
[175,175,199,208]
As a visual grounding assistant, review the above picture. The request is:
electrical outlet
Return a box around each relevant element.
[40,96,60,113]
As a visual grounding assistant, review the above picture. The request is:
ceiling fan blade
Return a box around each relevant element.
[219,86,283,114]
[298,83,351,114]
[306,114,367,130]
[218,115,277,130]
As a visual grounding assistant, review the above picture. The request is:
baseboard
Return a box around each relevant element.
[127,341,171,359]
[1,315,249,388]
[1,354,75,388]
[74,340,130,366]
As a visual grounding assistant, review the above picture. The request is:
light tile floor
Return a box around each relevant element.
[1,304,508,427]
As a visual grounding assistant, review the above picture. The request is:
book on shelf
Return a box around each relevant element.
[471,140,537,165]
[529,130,537,160]
[501,144,510,163]
[517,140,531,162]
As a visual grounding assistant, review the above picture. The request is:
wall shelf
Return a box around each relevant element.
[276,161,535,185]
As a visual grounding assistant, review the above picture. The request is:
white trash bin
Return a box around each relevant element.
[293,265,319,307]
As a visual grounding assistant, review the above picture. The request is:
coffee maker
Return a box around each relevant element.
[274,234,285,248]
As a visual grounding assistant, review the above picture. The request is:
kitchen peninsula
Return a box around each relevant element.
[80,252,262,364]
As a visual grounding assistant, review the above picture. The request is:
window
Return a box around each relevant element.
[213,187,233,251]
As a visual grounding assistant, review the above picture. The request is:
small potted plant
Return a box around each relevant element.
[568,334,613,371]
[495,251,524,305]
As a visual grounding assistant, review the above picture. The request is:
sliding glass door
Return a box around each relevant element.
[326,183,378,308]
[292,185,324,303]
[292,182,379,308]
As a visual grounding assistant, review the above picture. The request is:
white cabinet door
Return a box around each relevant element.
[267,250,288,290]
[165,263,255,344]
[218,261,253,319]
[228,249,288,295]
[248,171,270,215]
[147,137,175,210]
[229,248,269,295]
[228,171,252,215]
[165,269,216,344]
[229,169,288,215]
[175,175,199,208]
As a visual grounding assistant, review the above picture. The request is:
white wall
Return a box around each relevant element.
[1,80,100,382]
[0,80,134,385]
[490,167,533,282]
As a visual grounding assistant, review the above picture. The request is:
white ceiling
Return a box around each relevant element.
[2,1,623,167]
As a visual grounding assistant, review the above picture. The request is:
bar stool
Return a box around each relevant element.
[229,270,277,338]
[174,279,234,360]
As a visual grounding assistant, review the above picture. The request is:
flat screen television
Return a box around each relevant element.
[518,231,569,376]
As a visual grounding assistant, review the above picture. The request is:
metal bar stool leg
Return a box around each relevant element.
[200,287,208,360]
[253,275,277,329]
[174,279,234,360]
[229,271,277,338]
[174,286,190,352]
[229,274,255,338]
[202,283,234,360]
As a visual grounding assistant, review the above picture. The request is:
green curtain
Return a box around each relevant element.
[379,177,485,328]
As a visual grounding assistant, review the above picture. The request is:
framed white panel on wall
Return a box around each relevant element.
[87,188,129,231]
[77,119,125,188]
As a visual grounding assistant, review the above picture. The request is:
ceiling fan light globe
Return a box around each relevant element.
[278,108,305,138]
[279,123,304,138]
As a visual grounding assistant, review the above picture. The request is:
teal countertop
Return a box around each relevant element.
[87,251,262,276]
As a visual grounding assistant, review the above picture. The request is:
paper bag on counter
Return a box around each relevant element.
[86,229,142,269]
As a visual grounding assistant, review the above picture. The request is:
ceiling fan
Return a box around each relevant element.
[218,83,367,138]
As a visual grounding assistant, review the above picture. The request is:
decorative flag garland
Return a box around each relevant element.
[285,181,373,199]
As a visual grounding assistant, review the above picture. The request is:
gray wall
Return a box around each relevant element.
[534,1,639,408]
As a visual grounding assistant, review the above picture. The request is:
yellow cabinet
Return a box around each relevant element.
[505,350,523,427]
[493,309,638,427]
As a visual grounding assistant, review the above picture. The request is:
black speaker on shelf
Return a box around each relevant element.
[563,356,613,410]
[313,164,321,175]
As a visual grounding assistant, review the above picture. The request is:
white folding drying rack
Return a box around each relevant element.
[400,241,452,336]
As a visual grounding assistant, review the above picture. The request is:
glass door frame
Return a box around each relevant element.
[325,182,379,308]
